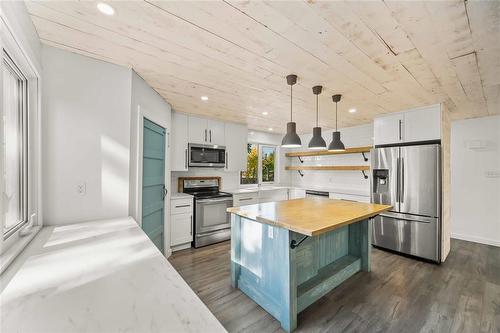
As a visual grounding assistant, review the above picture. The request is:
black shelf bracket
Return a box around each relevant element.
[361,152,368,162]
[290,235,309,249]
[362,170,369,179]
[297,156,304,163]
[297,170,304,177]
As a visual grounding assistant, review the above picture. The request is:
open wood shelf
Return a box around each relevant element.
[285,146,372,157]
[285,165,369,171]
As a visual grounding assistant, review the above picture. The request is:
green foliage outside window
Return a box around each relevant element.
[240,144,275,184]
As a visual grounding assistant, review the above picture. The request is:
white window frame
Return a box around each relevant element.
[240,143,278,186]
[258,144,277,185]
[0,12,42,274]
[3,50,29,238]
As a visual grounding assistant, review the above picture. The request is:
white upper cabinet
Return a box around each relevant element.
[373,104,441,146]
[207,119,225,146]
[171,112,188,171]
[188,116,209,144]
[404,105,441,143]
[373,113,404,146]
[188,116,225,145]
[224,122,247,171]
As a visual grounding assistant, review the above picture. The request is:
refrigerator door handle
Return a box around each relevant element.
[401,157,404,203]
[396,156,400,204]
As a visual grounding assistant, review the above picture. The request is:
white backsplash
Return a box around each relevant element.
[283,124,373,194]
[172,168,241,193]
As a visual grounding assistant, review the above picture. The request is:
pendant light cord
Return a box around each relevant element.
[316,94,319,127]
[335,102,338,131]
[290,84,293,122]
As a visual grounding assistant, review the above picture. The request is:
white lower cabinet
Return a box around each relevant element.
[170,197,193,251]
[288,188,306,199]
[233,188,289,207]
[259,189,288,203]
[329,192,370,203]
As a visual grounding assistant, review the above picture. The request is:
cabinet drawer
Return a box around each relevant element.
[171,198,193,215]
[233,193,258,207]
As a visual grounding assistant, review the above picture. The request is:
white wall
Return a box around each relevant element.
[129,71,172,220]
[286,124,373,194]
[451,115,500,247]
[42,45,132,225]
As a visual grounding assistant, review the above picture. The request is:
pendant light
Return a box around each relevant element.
[328,94,346,151]
[308,85,327,150]
[281,74,301,148]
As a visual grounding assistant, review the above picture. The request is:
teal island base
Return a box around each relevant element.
[230,214,371,332]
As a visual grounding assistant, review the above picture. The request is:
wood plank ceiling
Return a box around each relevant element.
[25,0,499,133]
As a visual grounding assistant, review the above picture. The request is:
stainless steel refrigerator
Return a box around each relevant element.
[371,144,441,262]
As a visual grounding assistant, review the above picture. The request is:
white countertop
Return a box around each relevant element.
[224,185,370,197]
[171,192,194,199]
[0,217,226,333]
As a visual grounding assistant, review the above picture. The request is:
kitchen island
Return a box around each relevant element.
[227,198,391,332]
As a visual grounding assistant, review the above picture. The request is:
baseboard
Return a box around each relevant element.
[451,233,500,247]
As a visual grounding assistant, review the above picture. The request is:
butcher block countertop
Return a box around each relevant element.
[227,197,392,236]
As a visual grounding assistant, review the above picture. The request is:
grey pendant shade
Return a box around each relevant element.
[281,74,302,148]
[328,94,346,151]
[308,85,327,150]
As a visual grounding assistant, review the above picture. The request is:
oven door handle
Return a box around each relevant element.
[196,198,233,204]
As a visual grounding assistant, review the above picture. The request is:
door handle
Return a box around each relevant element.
[185,148,188,169]
[401,157,404,203]
[205,129,207,142]
[396,157,400,204]
[209,129,212,142]
[225,151,228,169]
[190,215,193,236]
[162,186,168,200]
[398,119,402,141]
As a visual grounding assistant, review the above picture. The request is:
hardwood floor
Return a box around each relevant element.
[169,239,500,333]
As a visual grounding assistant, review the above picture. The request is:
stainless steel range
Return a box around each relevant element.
[182,178,232,248]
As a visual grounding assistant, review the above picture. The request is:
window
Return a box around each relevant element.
[2,51,28,238]
[240,143,277,185]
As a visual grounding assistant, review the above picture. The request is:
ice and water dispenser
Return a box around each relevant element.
[373,169,389,194]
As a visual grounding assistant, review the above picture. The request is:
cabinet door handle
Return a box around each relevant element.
[185,148,188,169]
[205,129,207,142]
[175,204,191,208]
[399,119,402,140]
[209,129,212,142]
[240,197,254,201]
[225,151,228,169]
[190,215,193,236]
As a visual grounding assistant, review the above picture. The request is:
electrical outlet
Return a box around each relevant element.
[77,182,87,195]
[485,171,500,178]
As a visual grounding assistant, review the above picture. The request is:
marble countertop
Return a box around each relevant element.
[224,186,289,194]
[224,185,370,197]
[0,217,226,333]
[171,192,194,199]
[228,198,391,236]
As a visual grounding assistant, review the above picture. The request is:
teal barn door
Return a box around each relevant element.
[142,118,167,252]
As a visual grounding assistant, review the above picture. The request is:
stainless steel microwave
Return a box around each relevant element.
[188,143,226,168]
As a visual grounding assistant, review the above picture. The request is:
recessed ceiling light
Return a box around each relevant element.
[262,111,268,116]
[97,3,115,16]
[268,128,273,131]
[201,96,209,101]
[349,108,357,113]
